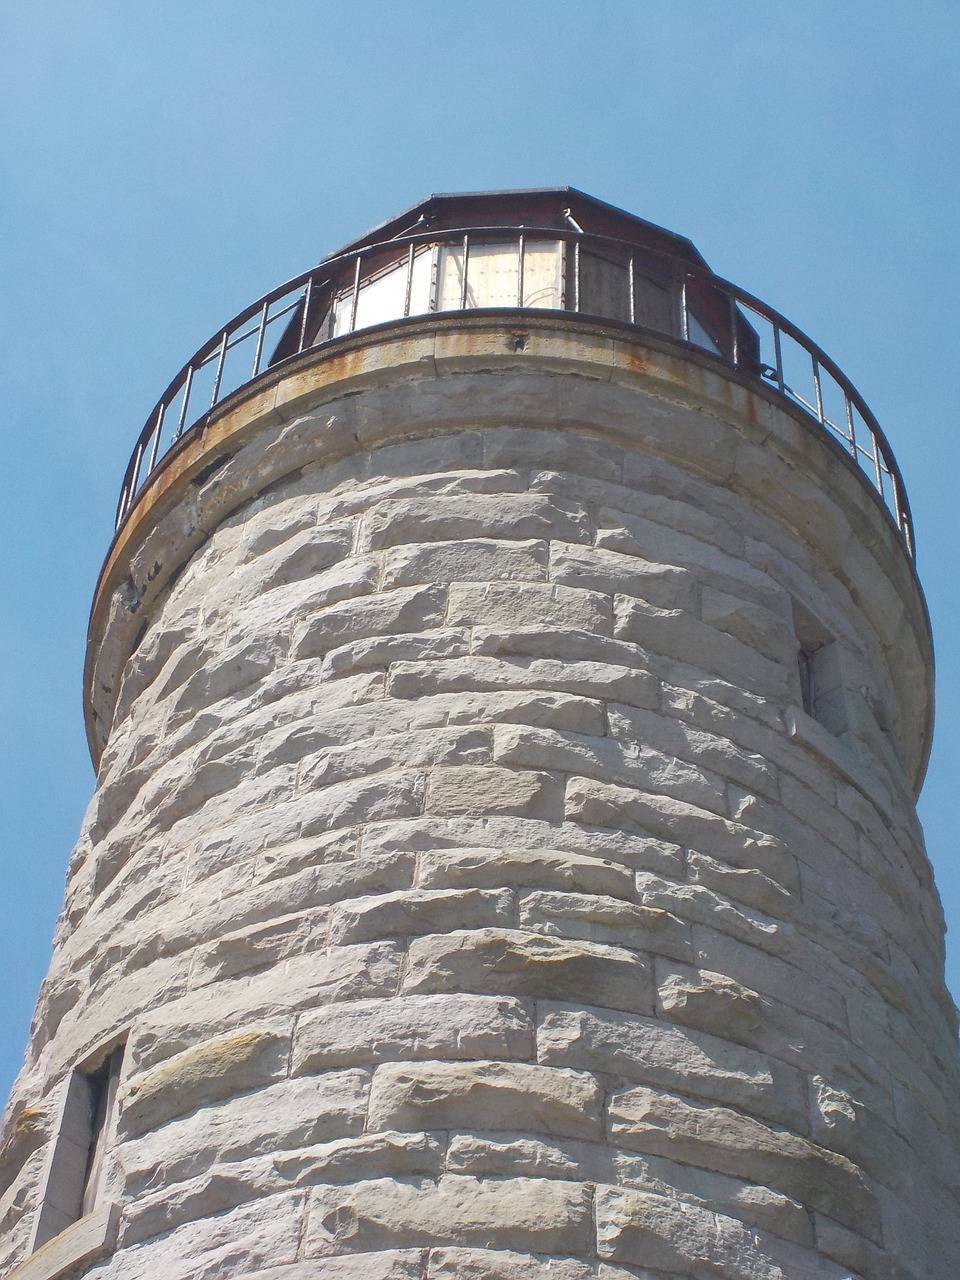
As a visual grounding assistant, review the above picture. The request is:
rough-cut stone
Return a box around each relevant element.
[292,995,534,1072]
[402,929,654,1014]
[608,1085,879,1238]
[367,1060,603,1139]
[305,1176,593,1256]
[5,310,955,1280]
[538,1005,804,1125]
[119,1029,291,1137]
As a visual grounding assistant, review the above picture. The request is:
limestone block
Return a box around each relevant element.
[241,1253,424,1280]
[361,816,684,879]
[446,582,613,634]
[299,729,491,794]
[614,596,790,701]
[483,424,623,482]
[426,767,562,821]
[389,653,658,713]
[305,1175,593,1256]
[119,1071,371,1192]
[686,851,795,920]
[548,542,698,611]
[291,585,447,662]
[470,623,643,668]
[444,1132,608,1182]
[194,907,330,984]
[119,1027,291,1137]
[634,872,785,956]
[127,942,403,1070]
[237,521,354,594]
[254,845,414,898]
[328,888,513,946]
[608,1085,878,1238]
[120,1162,285,1247]
[607,702,779,801]
[518,890,693,962]
[168,636,284,720]
[224,556,382,644]
[367,1060,603,1140]
[538,1004,804,1126]
[101,1188,306,1278]
[501,722,730,815]
[357,492,591,551]
[700,585,797,665]
[381,539,549,588]
[416,845,635,899]
[298,770,426,838]
[656,961,762,1041]
[565,776,800,892]
[426,1249,637,1280]
[595,1186,844,1280]
[292,995,534,1073]
[693,928,848,1033]
[403,929,654,1015]
[273,1131,444,1188]
[323,629,472,677]
[414,689,606,737]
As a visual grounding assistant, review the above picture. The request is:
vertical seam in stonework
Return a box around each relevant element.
[295,1186,312,1261]
[287,1013,301,1079]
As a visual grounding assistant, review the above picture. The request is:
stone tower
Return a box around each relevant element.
[2,189,958,1280]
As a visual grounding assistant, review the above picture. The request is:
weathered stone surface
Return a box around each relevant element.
[426,767,562,820]
[274,1131,444,1188]
[305,1175,593,1256]
[608,1085,879,1238]
[416,845,635,899]
[328,887,513,946]
[656,960,763,1041]
[403,929,654,1014]
[538,1005,804,1125]
[292,995,534,1072]
[119,1071,371,1191]
[367,1060,603,1139]
[381,538,549,588]
[119,1028,290,1137]
[595,1186,847,1279]
[6,326,956,1280]
[519,890,693,962]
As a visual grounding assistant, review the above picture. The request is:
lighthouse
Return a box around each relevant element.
[2,189,957,1279]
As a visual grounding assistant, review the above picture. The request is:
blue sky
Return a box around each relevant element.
[1,1,958,1102]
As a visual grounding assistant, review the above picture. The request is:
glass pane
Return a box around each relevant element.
[438,241,522,310]
[332,247,434,336]
[579,249,631,322]
[633,273,673,335]
[688,310,722,354]
[522,241,562,308]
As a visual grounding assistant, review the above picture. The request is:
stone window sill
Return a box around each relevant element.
[8,1202,120,1280]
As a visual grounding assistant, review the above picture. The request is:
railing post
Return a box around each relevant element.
[517,232,525,308]
[459,234,470,310]
[147,402,165,475]
[252,301,269,378]
[628,254,636,325]
[349,256,362,333]
[298,276,314,353]
[404,243,415,318]
[174,365,194,440]
[210,331,229,408]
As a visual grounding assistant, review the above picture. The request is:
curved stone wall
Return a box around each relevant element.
[2,321,958,1280]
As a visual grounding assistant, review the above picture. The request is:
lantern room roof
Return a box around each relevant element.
[322,187,711,272]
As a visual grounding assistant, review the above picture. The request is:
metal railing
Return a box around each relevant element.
[114,226,914,561]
